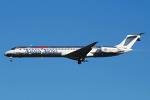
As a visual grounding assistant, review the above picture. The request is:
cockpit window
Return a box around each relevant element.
[11,47,16,50]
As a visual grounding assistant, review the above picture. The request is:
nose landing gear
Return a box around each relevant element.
[10,56,12,62]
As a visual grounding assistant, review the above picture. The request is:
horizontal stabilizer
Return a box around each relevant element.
[137,32,145,36]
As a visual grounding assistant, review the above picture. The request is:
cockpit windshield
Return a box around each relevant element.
[11,47,16,50]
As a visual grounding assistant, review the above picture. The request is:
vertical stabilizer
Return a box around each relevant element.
[116,33,145,49]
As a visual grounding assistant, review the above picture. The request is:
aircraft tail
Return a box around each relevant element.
[116,33,145,50]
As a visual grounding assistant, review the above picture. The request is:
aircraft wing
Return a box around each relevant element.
[65,41,98,61]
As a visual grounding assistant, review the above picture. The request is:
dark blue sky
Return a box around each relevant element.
[1,0,150,100]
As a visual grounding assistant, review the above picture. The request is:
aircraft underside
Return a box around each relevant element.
[6,52,119,64]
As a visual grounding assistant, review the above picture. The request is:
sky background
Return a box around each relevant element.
[0,0,150,100]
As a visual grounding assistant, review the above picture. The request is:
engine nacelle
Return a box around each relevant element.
[101,47,126,54]
[101,47,131,54]
[101,47,118,53]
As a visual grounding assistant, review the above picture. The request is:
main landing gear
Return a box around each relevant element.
[78,60,81,64]
[78,58,88,64]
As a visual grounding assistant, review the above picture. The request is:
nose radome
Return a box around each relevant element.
[4,50,15,57]
[4,51,10,56]
[4,52,8,56]
[4,53,7,56]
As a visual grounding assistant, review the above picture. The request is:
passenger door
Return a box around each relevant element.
[16,47,20,54]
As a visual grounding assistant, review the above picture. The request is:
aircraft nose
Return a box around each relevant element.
[4,51,11,57]
[4,52,8,56]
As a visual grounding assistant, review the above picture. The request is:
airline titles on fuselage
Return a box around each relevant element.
[26,49,58,53]
[19,46,80,54]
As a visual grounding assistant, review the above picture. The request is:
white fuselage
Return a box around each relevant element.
[5,46,125,58]
[5,46,99,57]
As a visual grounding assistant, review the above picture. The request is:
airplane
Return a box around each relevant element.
[4,33,144,64]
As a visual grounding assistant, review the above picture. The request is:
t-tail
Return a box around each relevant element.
[115,32,145,53]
